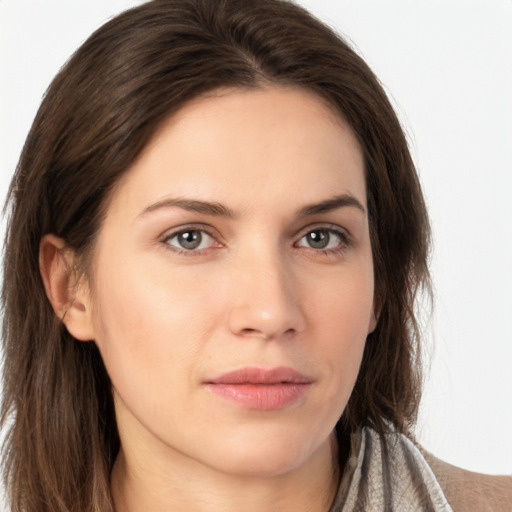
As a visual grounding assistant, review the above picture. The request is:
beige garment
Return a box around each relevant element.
[330,427,453,512]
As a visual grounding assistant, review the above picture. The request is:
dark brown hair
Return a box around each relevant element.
[1,0,430,510]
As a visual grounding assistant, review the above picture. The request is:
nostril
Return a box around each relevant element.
[240,328,273,340]
[239,327,297,340]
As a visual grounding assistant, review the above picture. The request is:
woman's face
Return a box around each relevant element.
[85,86,376,477]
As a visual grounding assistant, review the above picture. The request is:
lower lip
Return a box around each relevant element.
[205,383,311,411]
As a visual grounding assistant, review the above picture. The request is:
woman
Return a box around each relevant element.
[1,0,510,511]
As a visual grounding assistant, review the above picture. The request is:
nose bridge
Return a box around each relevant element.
[227,237,305,339]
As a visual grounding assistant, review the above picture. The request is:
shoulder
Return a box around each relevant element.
[421,449,512,512]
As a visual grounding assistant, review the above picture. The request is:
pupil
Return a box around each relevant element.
[307,230,329,249]
[178,231,201,250]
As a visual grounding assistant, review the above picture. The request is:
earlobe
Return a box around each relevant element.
[368,313,378,335]
[39,234,95,341]
[367,302,380,334]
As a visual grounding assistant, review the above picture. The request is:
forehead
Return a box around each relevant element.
[106,85,366,218]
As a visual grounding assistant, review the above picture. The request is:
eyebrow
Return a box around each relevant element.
[296,194,366,217]
[138,193,365,219]
[139,198,236,218]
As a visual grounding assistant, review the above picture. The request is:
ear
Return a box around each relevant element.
[367,312,378,334]
[367,300,380,335]
[39,234,95,341]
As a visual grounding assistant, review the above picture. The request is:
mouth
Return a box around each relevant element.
[204,366,313,411]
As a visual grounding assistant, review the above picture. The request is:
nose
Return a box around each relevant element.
[227,246,306,341]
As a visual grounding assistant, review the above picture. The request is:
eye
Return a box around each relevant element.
[296,228,347,251]
[164,229,217,252]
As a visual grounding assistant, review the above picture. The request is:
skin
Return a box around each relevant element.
[42,86,377,511]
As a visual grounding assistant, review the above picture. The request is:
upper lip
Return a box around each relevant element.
[206,366,313,385]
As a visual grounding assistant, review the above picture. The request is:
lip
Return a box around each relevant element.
[204,366,313,411]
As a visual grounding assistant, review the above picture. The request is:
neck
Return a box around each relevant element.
[111,433,341,512]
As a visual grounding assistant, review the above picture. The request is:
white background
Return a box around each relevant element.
[1,0,511,477]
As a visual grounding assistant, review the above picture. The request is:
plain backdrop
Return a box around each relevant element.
[1,0,511,479]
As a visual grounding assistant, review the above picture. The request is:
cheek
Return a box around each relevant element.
[88,252,219,406]
[92,248,214,340]
[304,265,373,384]
[306,262,374,338]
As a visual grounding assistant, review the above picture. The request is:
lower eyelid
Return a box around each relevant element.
[160,225,351,254]
[162,228,219,251]
[296,227,350,246]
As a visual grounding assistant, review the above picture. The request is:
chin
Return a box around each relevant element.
[203,427,330,478]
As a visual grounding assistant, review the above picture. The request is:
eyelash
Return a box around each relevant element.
[161,224,352,257]
[294,225,351,256]
[161,225,221,256]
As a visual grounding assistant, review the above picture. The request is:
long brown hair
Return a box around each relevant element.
[1,0,431,510]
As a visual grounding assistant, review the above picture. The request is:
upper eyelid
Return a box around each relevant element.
[158,222,351,246]
[160,223,219,241]
[295,227,350,246]
[294,222,351,240]
[161,226,222,255]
